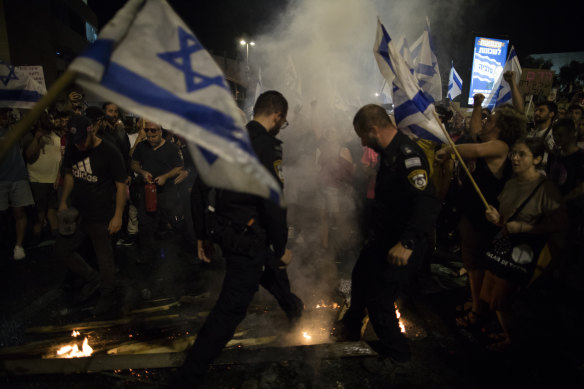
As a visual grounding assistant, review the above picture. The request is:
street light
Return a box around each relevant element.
[239,39,255,67]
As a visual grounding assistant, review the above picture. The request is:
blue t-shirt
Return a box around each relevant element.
[0,127,28,181]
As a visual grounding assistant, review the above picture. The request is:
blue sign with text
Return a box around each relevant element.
[468,36,509,105]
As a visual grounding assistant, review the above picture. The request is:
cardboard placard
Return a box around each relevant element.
[519,68,554,97]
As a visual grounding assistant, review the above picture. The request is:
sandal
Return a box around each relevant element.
[456,311,484,329]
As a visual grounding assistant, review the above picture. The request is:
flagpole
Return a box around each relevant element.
[0,70,77,162]
[432,110,489,209]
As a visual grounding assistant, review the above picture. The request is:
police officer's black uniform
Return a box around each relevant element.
[181,120,303,384]
[340,131,440,362]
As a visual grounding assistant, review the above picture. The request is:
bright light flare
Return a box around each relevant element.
[395,303,406,333]
[302,331,312,341]
[56,337,93,358]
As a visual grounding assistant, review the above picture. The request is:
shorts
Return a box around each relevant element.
[30,182,58,213]
[0,180,34,211]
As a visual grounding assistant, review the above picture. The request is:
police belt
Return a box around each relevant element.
[210,217,267,256]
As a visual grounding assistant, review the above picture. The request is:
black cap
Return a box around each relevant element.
[68,115,92,145]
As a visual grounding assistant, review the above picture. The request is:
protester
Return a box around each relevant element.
[54,114,127,315]
[0,107,35,260]
[527,101,557,167]
[482,137,568,351]
[178,91,304,388]
[22,111,62,241]
[131,119,184,262]
[333,104,440,363]
[548,118,584,267]
[435,98,525,328]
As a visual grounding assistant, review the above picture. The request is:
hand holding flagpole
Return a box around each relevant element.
[432,110,489,209]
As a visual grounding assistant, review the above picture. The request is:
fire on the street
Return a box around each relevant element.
[55,331,93,358]
[395,303,406,333]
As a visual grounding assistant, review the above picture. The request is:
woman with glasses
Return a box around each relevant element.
[482,137,567,351]
[435,100,526,330]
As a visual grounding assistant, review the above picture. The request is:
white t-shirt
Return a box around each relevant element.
[27,132,62,183]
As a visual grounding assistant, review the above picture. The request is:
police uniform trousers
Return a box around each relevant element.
[179,245,303,384]
[342,239,425,362]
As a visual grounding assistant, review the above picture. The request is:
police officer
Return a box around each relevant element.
[178,90,304,387]
[335,104,440,362]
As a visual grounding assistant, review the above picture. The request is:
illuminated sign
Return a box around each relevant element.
[468,37,509,105]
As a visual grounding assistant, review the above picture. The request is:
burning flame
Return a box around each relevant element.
[395,303,406,333]
[314,301,340,309]
[302,331,312,341]
[56,331,93,358]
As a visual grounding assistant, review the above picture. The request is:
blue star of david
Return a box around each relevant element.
[0,62,19,87]
[157,27,224,93]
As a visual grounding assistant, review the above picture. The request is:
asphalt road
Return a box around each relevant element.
[1,228,583,388]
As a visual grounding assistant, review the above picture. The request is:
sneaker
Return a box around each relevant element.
[116,235,136,246]
[13,245,26,260]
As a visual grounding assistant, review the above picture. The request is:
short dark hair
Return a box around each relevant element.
[517,136,546,161]
[253,90,288,117]
[353,104,393,132]
[535,101,558,118]
[552,118,577,135]
[102,102,116,110]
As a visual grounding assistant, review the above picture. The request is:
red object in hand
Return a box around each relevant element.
[145,183,157,212]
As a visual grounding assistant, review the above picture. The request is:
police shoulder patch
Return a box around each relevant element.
[404,156,422,169]
[407,169,428,190]
[273,160,284,183]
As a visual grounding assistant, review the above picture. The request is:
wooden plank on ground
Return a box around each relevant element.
[0,341,377,375]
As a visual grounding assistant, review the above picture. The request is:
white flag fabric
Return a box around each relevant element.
[0,61,46,109]
[395,35,414,75]
[484,46,521,110]
[68,0,283,206]
[374,19,447,143]
[410,18,442,103]
[447,61,462,101]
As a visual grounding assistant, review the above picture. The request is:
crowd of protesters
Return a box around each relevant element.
[1,77,583,350]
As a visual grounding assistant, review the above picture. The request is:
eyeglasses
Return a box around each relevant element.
[508,150,532,159]
[144,127,159,133]
[281,120,289,129]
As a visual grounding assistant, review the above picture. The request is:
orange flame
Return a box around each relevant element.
[56,332,93,358]
[394,303,406,333]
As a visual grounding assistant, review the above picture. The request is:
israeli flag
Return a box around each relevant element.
[410,18,442,103]
[68,0,283,206]
[447,61,462,101]
[374,19,447,143]
[484,46,521,110]
[395,35,414,75]
[0,61,46,109]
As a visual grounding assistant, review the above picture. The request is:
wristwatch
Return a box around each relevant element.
[401,239,415,250]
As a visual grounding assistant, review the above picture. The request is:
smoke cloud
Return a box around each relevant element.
[247,0,467,316]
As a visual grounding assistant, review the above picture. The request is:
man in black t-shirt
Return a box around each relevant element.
[131,119,184,261]
[55,114,127,315]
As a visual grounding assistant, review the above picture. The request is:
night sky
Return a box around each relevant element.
[89,0,582,58]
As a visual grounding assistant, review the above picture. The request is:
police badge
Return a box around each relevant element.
[407,169,428,190]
